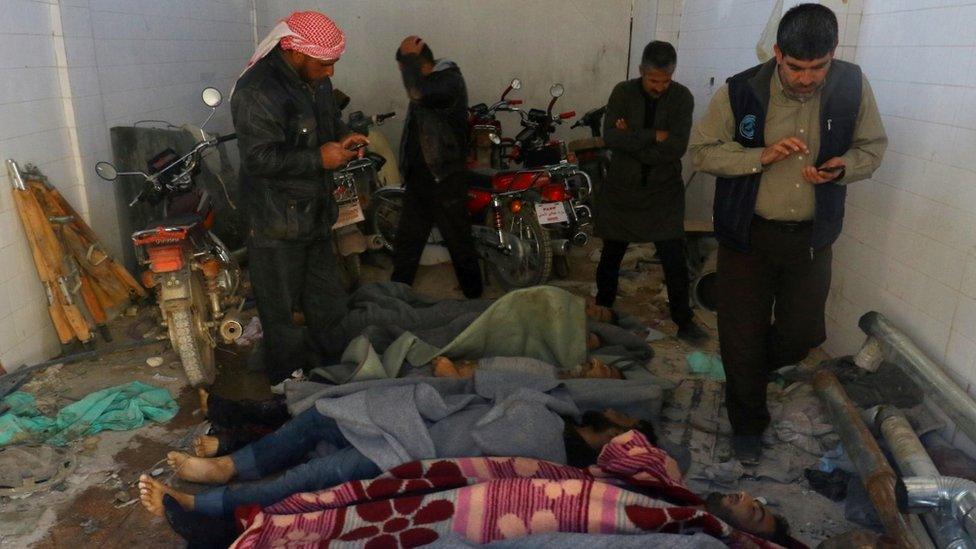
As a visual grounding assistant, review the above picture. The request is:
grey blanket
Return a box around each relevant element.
[313,282,654,384]
[302,358,579,470]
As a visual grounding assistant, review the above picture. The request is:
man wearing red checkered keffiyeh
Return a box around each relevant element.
[231,11,369,388]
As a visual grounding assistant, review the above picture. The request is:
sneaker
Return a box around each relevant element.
[732,434,763,466]
[677,322,709,344]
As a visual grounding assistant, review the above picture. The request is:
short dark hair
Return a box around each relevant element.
[395,42,434,64]
[770,514,792,545]
[776,3,838,60]
[562,412,660,468]
[640,41,677,71]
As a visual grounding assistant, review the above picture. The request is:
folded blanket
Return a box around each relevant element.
[230,431,776,548]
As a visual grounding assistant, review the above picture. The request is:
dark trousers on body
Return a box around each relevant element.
[391,165,483,298]
[193,408,380,516]
[596,238,693,327]
[716,217,832,436]
[249,239,349,384]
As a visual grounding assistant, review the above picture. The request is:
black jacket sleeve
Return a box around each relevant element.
[233,87,324,180]
[625,89,694,165]
[602,83,656,153]
[400,56,461,109]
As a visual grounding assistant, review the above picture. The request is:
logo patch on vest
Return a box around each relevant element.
[738,114,757,140]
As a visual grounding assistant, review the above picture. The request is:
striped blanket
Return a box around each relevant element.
[230,431,777,548]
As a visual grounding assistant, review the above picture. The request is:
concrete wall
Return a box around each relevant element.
[255,0,640,147]
[0,0,253,370]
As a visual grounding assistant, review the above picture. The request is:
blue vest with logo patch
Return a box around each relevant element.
[713,59,862,252]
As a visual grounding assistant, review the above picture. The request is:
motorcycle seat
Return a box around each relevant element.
[145,213,203,231]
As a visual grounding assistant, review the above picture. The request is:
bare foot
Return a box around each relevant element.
[193,435,219,458]
[432,356,460,378]
[138,474,194,517]
[198,387,209,415]
[167,451,235,484]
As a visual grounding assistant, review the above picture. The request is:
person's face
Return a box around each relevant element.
[580,359,623,380]
[704,492,777,537]
[774,45,833,99]
[640,66,673,98]
[299,55,337,83]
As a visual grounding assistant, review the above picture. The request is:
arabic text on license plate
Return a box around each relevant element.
[332,201,365,229]
[534,202,569,225]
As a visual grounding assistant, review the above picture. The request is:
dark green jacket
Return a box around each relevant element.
[594,78,693,242]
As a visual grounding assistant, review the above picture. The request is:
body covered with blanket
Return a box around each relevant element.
[230,430,779,548]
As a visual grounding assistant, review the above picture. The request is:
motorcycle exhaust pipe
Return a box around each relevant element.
[365,234,385,250]
[551,239,570,256]
[218,310,244,343]
[571,231,588,247]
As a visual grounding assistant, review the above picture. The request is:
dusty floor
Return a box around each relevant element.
[0,240,858,548]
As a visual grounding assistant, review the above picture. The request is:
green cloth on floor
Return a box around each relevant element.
[314,285,588,384]
[0,381,178,446]
[687,351,726,381]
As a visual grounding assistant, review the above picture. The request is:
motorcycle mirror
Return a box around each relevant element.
[510,78,522,91]
[201,87,223,108]
[549,83,564,98]
[489,133,502,146]
[95,161,118,181]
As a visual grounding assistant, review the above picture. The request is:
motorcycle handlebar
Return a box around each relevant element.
[508,99,523,105]
[374,112,396,124]
[559,111,575,120]
[217,133,237,143]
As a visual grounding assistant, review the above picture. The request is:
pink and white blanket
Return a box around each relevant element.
[230,431,778,548]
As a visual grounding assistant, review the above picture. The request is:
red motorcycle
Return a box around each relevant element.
[467,78,523,169]
[95,87,243,387]
[369,158,591,288]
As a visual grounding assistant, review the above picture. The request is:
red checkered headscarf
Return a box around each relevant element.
[241,11,345,76]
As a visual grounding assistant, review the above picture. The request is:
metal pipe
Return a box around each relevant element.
[814,370,928,548]
[860,312,976,444]
[877,407,973,549]
[899,477,976,545]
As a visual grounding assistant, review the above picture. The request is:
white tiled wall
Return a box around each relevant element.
[0,0,78,371]
[0,0,254,371]
[829,0,976,454]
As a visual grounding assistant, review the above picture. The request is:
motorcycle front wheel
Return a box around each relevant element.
[166,273,216,387]
[491,206,552,289]
[368,188,404,253]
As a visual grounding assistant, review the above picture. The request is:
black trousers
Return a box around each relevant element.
[248,239,349,384]
[391,166,483,298]
[596,238,693,326]
[716,217,832,436]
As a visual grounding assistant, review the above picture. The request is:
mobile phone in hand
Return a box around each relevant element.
[817,165,844,174]
[347,142,367,152]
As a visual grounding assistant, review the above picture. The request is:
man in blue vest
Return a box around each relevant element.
[689,3,886,464]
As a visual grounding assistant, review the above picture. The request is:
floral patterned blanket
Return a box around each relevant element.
[230,431,778,548]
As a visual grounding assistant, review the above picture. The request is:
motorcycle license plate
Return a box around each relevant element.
[333,199,365,229]
[535,202,569,225]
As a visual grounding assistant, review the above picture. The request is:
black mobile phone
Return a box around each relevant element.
[347,142,367,151]
[818,165,844,173]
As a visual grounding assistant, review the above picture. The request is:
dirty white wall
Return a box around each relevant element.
[0,0,253,370]
[255,0,641,147]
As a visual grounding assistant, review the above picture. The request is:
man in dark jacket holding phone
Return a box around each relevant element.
[689,4,886,464]
[232,11,369,387]
[390,36,482,299]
